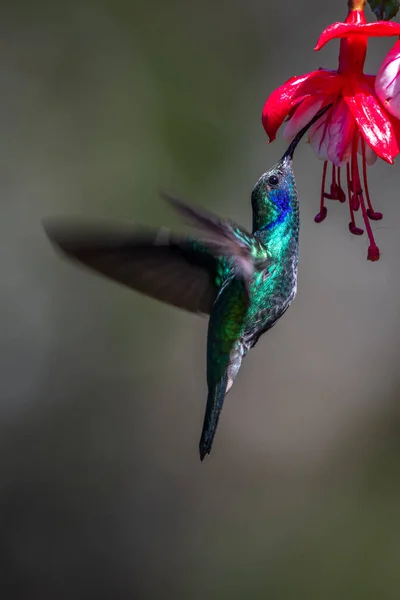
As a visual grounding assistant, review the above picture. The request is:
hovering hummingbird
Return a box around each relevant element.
[43,105,331,461]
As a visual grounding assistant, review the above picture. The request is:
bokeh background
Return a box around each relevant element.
[2,0,400,598]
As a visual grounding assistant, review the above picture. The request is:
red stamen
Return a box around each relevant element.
[315,161,328,223]
[346,162,363,235]
[324,164,342,201]
[351,158,362,211]
[361,138,383,221]
[312,143,381,261]
[351,135,380,260]
[359,191,380,261]
[352,193,360,211]
[337,168,346,202]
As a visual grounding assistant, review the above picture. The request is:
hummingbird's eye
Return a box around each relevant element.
[268,174,280,187]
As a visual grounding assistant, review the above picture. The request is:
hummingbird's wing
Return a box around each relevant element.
[43,218,223,314]
[163,193,265,300]
[43,209,259,315]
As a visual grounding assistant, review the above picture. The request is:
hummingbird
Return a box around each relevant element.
[43,105,331,461]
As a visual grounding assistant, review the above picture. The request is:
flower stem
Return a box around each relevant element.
[348,0,366,9]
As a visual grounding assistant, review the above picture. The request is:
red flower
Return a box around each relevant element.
[262,3,400,261]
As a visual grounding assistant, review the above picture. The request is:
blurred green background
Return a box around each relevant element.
[2,0,400,598]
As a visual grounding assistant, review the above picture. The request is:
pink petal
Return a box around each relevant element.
[326,100,354,166]
[262,70,342,141]
[315,21,400,51]
[357,138,378,165]
[283,96,325,141]
[308,106,330,162]
[307,100,355,165]
[343,79,399,164]
[308,100,354,166]
[375,40,400,120]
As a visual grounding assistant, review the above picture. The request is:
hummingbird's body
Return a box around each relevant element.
[199,159,300,458]
[43,106,330,460]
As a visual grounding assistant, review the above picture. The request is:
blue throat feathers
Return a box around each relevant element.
[261,187,293,231]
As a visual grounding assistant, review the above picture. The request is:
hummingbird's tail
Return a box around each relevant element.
[199,374,229,461]
[200,342,245,461]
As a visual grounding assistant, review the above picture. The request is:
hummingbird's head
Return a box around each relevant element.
[251,104,332,232]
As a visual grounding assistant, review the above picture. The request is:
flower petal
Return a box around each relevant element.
[364,74,376,88]
[261,70,342,141]
[388,113,400,158]
[375,40,400,120]
[315,21,400,51]
[326,100,354,166]
[308,106,331,161]
[343,79,399,163]
[307,99,354,165]
[283,96,325,141]
[358,138,378,165]
[359,75,381,162]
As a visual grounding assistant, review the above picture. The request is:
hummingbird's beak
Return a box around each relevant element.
[282,103,333,161]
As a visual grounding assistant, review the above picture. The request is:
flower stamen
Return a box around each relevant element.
[337,167,346,202]
[315,160,328,222]
[351,134,380,260]
[324,164,342,200]
[361,138,383,221]
[347,162,363,235]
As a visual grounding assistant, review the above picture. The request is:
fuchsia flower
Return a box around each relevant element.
[262,0,400,261]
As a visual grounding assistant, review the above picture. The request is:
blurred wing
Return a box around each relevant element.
[164,193,265,300]
[43,218,225,314]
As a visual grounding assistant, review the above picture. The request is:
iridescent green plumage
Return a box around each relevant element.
[43,105,331,461]
[200,155,299,458]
